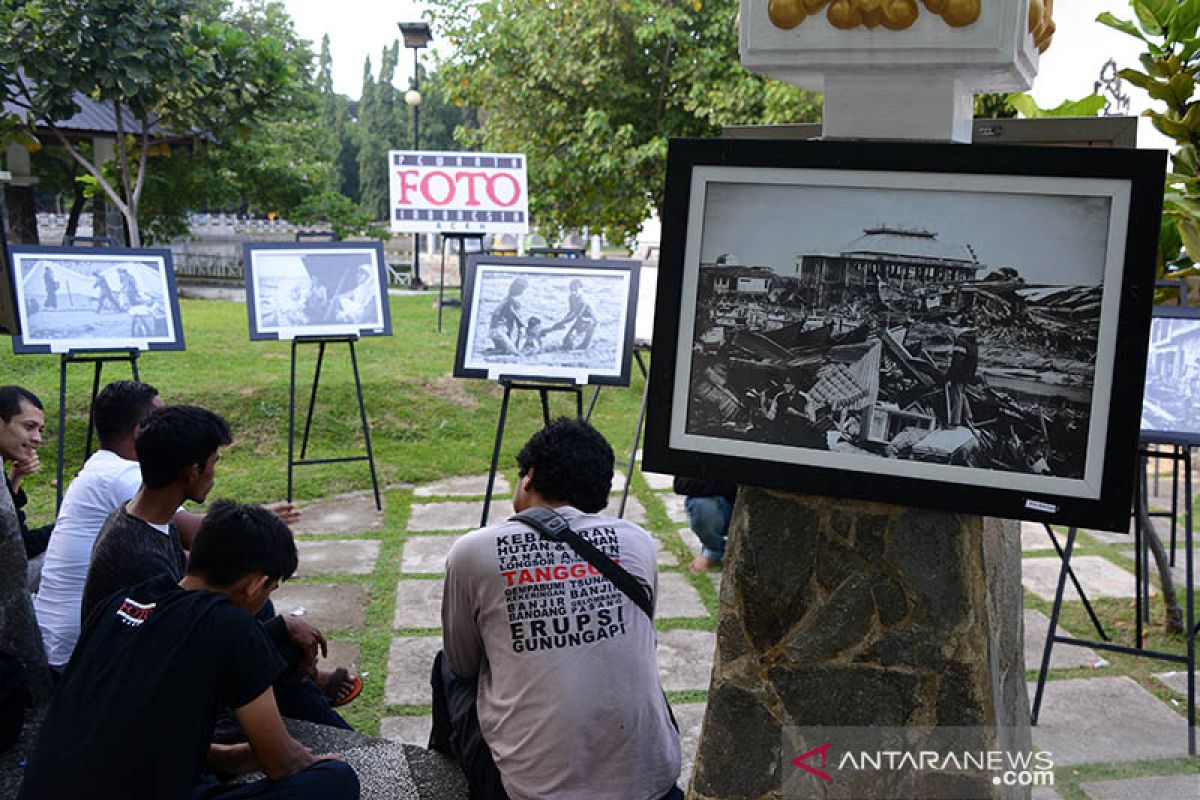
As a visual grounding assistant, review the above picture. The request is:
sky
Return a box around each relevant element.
[281,0,1170,151]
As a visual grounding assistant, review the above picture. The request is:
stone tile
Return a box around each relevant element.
[292,492,384,536]
[711,572,723,594]
[673,702,706,790]
[662,494,688,525]
[408,501,486,532]
[658,629,715,692]
[1022,557,1136,602]
[413,474,510,498]
[601,493,646,524]
[1021,521,1053,552]
[322,641,362,672]
[654,537,678,567]
[295,539,381,577]
[1029,677,1194,765]
[1154,671,1193,695]
[394,579,444,629]
[1082,528,1132,546]
[385,636,443,706]
[380,715,432,747]
[401,535,461,574]
[642,470,675,491]
[1023,609,1100,671]
[1080,775,1200,800]
[271,583,369,631]
[1032,789,1063,800]
[677,528,702,558]
[657,573,708,619]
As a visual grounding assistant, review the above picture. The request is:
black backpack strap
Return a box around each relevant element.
[511,507,654,620]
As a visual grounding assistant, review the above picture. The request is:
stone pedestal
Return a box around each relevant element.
[690,488,1029,799]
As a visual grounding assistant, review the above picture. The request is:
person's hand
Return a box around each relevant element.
[266,501,302,526]
[11,452,41,480]
[282,615,327,679]
[313,753,346,763]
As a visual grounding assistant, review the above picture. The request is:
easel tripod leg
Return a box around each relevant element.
[348,340,382,511]
[55,357,68,511]
[481,385,513,528]
[1032,526,1079,725]
[300,342,326,460]
[1045,524,1108,641]
[287,340,298,504]
[618,368,651,519]
[84,361,103,458]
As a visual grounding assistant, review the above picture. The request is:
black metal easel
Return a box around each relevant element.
[479,378,584,527]
[54,349,140,510]
[1031,445,1196,755]
[437,233,484,333]
[613,345,651,518]
[286,334,381,510]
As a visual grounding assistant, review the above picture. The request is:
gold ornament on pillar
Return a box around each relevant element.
[1027,0,1056,53]
[767,0,989,32]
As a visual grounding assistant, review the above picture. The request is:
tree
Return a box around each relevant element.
[318,33,362,200]
[357,42,411,219]
[428,0,819,243]
[1101,0,1200,279]
[0,0,302,245]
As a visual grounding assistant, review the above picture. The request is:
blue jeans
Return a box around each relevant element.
[684,496,732,561]
[191,759,359,799]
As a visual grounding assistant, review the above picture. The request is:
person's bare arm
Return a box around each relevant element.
[234,687,343,781]
[265,501,301,526]
[171,509,205,550]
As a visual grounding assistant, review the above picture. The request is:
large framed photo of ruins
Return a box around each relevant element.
[1140,307,1200,446]
[644,138,1165,531]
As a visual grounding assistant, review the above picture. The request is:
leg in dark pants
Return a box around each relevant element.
[429,651,509,800]
[255,601,350,730]
[191,759,360,799]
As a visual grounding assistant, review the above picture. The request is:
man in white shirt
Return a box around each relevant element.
[34,380,165,669]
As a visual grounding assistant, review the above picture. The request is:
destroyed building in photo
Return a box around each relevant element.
[685,225,1099,478]
[1141,316,1200,438]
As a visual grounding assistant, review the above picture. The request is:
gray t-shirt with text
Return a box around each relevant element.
[442,506,681,800]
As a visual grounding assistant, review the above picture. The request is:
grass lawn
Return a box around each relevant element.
[5,292,649,522]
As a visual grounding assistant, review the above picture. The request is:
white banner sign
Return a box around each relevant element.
[388,150,530,235]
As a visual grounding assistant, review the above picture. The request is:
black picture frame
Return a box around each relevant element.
[644,138,1166,531]
[1140,305,1200,447]
[243,241,392,341]
[7,244,185,354]
[454,255,640,386]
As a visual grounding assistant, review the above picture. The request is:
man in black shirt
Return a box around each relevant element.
[82,405,355,728]
[20,501,360,799]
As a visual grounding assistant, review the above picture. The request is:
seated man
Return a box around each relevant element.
[432,418,681,799]
[35,380,163,669]
[18,501,360,800]
[81,404,355,728]
[0,387,53,574]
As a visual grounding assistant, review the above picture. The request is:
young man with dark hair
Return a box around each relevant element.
[81,404,355,728]
[434,418,681,800]
[19,501,360,799]
[0,386,52,567]
[35,380,164,669]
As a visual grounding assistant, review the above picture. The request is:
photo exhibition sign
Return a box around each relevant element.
[388,150,530,235]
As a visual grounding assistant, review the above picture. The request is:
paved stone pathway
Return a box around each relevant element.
[280,469,1198,795]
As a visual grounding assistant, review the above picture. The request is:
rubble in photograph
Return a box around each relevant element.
[686,227,1097,478]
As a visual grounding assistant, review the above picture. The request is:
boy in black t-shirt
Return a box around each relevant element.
[19,501,360,799]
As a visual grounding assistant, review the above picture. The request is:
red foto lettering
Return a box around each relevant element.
[395,169,522,208]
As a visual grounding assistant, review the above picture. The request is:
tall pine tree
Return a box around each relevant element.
[356,42,409,219]
[318,34,360,200]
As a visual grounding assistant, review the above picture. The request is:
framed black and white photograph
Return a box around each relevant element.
[1140,307,1200,446]
[644,138,1165,531]
[7,245,184,354]
[454,255,640,385]
[243,241,392,341]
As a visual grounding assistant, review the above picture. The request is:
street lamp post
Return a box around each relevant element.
[399,21,432,289]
